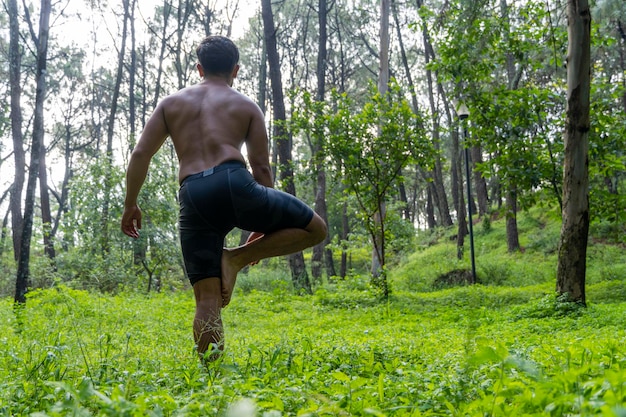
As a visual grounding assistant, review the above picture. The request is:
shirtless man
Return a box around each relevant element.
[121,36,327,360]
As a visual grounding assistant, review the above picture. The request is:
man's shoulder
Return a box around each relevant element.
[158,86,201,108]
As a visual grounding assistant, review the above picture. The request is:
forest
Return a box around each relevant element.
[1,0,625,414]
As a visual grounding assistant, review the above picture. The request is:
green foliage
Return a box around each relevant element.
[46,150,183,294]
[1,204,625,416]
[326,82,431,276]
[2,277,625,416]
[588,73,626,239]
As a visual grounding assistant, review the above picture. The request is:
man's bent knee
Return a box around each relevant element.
[308,213,328,244]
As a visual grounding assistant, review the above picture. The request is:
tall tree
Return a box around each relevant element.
[261,0,311,293]
[310,0,335,281]
[556,0,591,305]
[101,0,131,254]
[416,0,454,228]
[8,0,25,263]
[38,139,55,261]
[15,0,52,303]
[501,0,521,253]
[371,0,390,286]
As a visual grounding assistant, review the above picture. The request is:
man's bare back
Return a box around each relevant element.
[136,73,273,188]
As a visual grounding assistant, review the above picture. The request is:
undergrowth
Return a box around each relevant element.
[1,282,625,416]
[1,207,625,416]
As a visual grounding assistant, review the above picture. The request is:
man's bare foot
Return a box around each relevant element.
[221,249,240,307]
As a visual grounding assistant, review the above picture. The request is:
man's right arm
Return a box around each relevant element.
[245,104,273,188]
[121,101,170,238]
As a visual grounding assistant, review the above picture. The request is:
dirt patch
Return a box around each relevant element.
[432,269,477,289]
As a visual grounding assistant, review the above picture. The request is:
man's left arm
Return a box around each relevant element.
[121,102,170,238]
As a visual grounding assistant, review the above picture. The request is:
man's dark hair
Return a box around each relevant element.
[196,36,239,76]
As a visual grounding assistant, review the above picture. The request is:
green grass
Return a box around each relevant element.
[1,208,625,416]
[1,282,625,416]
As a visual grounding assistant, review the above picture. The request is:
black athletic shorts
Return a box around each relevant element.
[178,160,314,285]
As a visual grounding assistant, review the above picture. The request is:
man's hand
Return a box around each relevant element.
[121,205,142,239]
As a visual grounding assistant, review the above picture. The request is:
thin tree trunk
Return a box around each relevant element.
[173,0,194,90]
[151,0,171,109]
[50,114,75,246]
[426,186,436,229]
[420,0,453,228]
[8,0,25,263]
[101,0,131,254]
[371,0,390,290]
[506,188,520,252]
[38,144,55,261]
[261,0,311,293]
[340,197,349,279]
[501,0,521,250]
[453,129,468,259]
[311,0,333,283]
[471,145,489,216]
[556,0,591,305]
[391,0,415,222]
[16,0,51,303]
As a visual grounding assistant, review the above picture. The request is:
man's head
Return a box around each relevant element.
[196,36,240,78]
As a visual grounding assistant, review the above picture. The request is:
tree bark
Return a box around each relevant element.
[420,0,453,228]
[505,187,520,252]
[101,0,131,254]
[426,185,436,229]
[339,197,349,279]
[471,145,489,216]
[371,0,390,287]
[261,0,311,293]
[452,129,468,259]
[501,0,521,249]
[38,144,56,261]
[556,0,591,305]
[391,0,416,222]
[150,0,171,110]
[8,0,25,263]
[16,0,52,303]
[311,0,335,282]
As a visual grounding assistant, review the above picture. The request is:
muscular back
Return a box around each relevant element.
[138,76,272,186]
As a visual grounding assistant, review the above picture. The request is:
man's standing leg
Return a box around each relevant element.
[192,278,224,362]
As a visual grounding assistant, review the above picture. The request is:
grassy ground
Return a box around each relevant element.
[1,209,625,416]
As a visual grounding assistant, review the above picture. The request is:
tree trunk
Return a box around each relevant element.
[38,144,56,261]
[340,198,349,279]
[101,0,131,254]
[501,0,521,249]
[391,0,416,223]
[311,0,334,283]
[556,0,591,305]
[150,0,171,110]
[452,129,468,259]
[426,185,436,229]
[50,115,75,247]
[506,188,520,252]
[8,0,25,263]
[173,0,194,90]
[371,0,390,286]
[261,0,311,293]
[471,145,489,216]
[16,0,51,303]
[420,0,453,228]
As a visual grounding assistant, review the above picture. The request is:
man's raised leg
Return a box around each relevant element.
[221,213,327,306]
